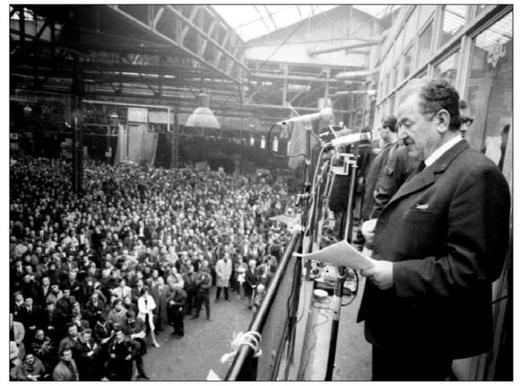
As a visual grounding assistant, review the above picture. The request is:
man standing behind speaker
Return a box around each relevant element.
[358,79,510,380]
[361,116,399,221]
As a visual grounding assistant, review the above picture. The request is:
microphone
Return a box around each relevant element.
[278,107,333,126]
[330,132,372,148]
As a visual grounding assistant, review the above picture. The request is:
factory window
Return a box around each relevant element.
[392,61,400,90]
[432,50,459,86]
[402,43,414,79]
[438,5,468,48]
[464,11,512,174]
[416,21,433,69]
[403,7,418,48]
[394,30,404,58]
[417,5,436,31]
[389,95,396,115]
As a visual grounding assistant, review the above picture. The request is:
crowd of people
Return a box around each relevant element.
[9,157,296,380]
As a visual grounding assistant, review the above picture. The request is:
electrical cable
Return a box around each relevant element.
[340,269,359,306]
[300,307,331,373]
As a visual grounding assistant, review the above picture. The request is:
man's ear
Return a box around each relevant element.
[435,110,450,134]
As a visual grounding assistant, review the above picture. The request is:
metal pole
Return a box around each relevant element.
[71,54,83,195]
[225,231,302,380]
[325,154,358,380]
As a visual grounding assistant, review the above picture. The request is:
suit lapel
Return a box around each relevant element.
[387,140,469,206]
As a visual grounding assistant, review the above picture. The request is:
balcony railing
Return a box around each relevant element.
[225,229,303,380]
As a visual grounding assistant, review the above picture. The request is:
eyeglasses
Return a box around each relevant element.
[461,117,474,127]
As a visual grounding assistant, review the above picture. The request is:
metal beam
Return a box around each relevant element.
[180,6,201,44]
[106,5,241,85]
[309,37,384,56]
[264,6,278,30]
[254,6,271,31]
[249,72,344,84]
[166,6,248,73]
[214,30,231,67]
[289,82,316,104]
[331,89,376,97]
[243,103,352,115]
[198,18,218,57]
[151,6,165,30]
[282,64,288,106]
[33,19,51,41]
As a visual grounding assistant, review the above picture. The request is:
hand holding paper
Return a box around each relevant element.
[361,260,394,289]
[295,240,375,270]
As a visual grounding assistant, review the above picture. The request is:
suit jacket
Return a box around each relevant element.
[371,144,419,219]
[52,359,79,381]
[19,305,42,329]
[358,141,510,359]
[362,141,395,219]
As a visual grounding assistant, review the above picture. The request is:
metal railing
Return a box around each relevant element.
[225,229,303,380]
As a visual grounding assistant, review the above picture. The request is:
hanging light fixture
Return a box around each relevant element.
[185,91,220,129]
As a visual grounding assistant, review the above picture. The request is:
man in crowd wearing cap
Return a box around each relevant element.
[359,79,510,380]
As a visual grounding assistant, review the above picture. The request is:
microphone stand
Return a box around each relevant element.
[324,152,358,380]
[286,121,314,369]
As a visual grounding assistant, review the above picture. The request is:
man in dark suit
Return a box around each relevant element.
[358,79,510,380]
[362,115,399,221]
[19,297,41,345]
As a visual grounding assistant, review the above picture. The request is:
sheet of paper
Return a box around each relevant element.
[295,240,375,270]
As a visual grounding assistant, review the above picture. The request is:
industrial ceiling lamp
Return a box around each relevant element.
[185,91,220,129]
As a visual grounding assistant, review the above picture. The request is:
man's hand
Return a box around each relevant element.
[361,260,394,290]
[361,219,377,245]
